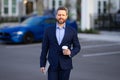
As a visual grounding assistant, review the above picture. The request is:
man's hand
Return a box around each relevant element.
[63,49,71,56]
[40,67,45,73]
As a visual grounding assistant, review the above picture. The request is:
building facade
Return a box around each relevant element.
[81,0,120,31]
[0,0,120,30]
[43,0,77,20]
[0,0,41,17]
[43,0,120,30]
[0,0,77,19]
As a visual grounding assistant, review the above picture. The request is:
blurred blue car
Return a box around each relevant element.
[0,16,78,43]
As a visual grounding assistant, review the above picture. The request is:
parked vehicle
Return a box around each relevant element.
[0,15,78,43]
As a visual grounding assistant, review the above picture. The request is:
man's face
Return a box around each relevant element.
[56,10,68,24]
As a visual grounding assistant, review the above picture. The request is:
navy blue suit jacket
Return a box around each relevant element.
[40,24,81,71]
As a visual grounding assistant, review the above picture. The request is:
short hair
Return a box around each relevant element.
[56,7,68,15]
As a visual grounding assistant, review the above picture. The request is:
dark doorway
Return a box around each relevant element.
[26,1,33,15]
[76,0,81,21]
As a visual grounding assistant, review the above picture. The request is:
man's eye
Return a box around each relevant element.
[58,14,65,16]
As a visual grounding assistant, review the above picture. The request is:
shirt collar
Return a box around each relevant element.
[56,23,66,29]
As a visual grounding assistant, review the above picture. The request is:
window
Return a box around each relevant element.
[52,0,55,9]
[12,0,16,14]
[98,8,101,14]
[103,1,107,14]
[12,7,16,14]
[12,0,16,5]
[44,18,56,24]
[98,1,101,14]
[4,7,8,14]
[4,0,8,5]
[59,0,62,6]
[4,0,9,14]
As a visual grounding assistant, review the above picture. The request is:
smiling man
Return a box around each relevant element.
[40,7,81,80]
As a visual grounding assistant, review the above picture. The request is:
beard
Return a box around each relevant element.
[57,18,66,24]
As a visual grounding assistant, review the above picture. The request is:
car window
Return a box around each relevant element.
[22,17,42,26]
[44,18,56,24]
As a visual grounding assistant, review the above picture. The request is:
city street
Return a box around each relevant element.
[1,0,120,79]
[0,37,120,80]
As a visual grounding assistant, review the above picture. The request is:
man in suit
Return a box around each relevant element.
[40,7,81,80]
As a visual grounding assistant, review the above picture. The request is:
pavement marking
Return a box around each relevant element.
[82,43,120,49]
[79,39,95,42]
[6,44,41,48]
[82,51,120,57]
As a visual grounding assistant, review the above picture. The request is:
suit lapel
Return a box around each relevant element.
[60,26,69,45]
[53,26,59,45]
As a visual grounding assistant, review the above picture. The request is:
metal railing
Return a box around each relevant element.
[0,16,18,24]
[94,13,120,31]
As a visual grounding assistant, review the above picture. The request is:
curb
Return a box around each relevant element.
[78,33,120,42]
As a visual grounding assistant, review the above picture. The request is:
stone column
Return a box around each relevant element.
[81,0,94,31]
[36,0,44,15]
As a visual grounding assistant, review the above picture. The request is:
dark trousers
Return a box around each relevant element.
[48,69,71,80]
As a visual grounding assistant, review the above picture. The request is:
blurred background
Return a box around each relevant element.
[0,0,120,80]
[0,0,120,31]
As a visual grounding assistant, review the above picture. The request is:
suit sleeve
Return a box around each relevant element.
[40,29,49,67]
[70,30,81,57]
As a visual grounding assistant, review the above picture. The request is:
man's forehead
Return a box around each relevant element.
[57,10,67,14]
[58,10,66,12]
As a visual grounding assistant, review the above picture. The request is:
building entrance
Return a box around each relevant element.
[26,1,33,15]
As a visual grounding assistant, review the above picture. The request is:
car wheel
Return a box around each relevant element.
[23,32,34,44]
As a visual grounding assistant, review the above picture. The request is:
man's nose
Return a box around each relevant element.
[60,15,62,18]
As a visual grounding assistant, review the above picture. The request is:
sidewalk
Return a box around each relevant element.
[0,23,19,28]
[79,31,120,42]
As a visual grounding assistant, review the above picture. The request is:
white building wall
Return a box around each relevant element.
[9,0,11,16]
[1,0,3,16]
[69,0,77,20]
[94,0,98,14]
[110,0,119,13]
[81,0,94,30]
[81,0,120,31]
[55,0,59,9]
[43,0,48,10]
[48,0,53,10]
[17,0,25,16]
